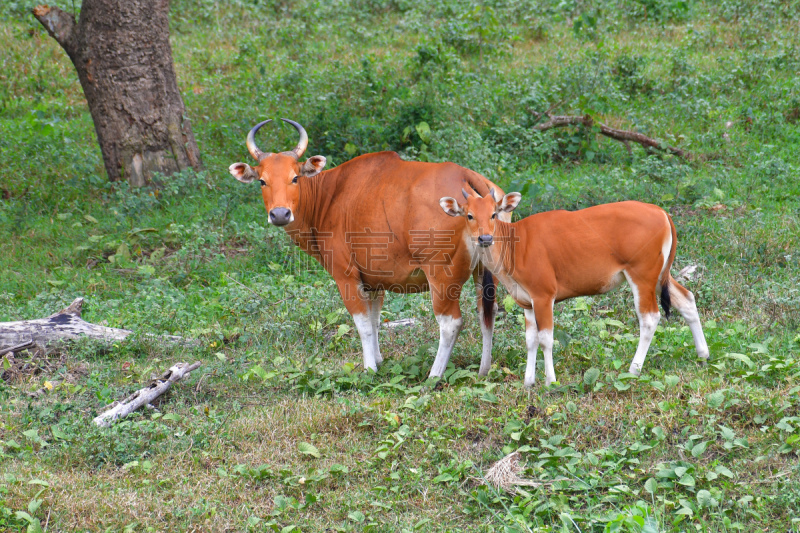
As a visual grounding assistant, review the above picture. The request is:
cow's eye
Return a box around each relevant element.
[292,176,298,184]
[467,214,474,220]
[259,179,266,186]
[491,213,496,220]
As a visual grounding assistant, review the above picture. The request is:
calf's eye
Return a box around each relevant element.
[292,176,298,184]
[259,179,266,186]
[467,214,474,220]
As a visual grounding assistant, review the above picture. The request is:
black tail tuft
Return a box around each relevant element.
[660,280,672,320]
[482,268,495,328]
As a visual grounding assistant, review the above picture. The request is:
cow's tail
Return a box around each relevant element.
[659,212,679,320]
[482,267,495,328]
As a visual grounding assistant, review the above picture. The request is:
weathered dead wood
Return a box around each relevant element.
[530,111,691,159]
[0,298,195,352]
[93,361,202,427]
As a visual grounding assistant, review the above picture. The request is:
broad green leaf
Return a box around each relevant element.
[677,474,695,487]
[348,510,365,523]
[51,426,70,441]
[691,440,708,457]
[298,442,321,458]
[433,473,454,483]
[719,425,735,441]
[706,390,724,409]
[697,489,718,508]
[28,499,42,514]
[613,380,631,391]
[714,465,734,478]
[726,353,755,369]
[665,375,680,387]
[644,477,658,494]
[583,367,601,385]
[415,121,431,143]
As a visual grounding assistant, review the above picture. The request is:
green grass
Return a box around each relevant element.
[1,0,800,531]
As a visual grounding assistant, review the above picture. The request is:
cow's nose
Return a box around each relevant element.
[478,234,493,247]
[269,207,293,226]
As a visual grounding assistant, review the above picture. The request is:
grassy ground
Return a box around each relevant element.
[1,0,800,531]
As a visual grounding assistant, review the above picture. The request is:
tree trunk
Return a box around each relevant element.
[33,0,202,186]
[0,298,195,351]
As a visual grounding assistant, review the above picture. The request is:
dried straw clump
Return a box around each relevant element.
[482,451,553,493]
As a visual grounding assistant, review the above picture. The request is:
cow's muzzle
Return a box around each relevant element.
[269,207,293,226]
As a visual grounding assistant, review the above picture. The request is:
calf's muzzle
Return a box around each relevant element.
[478,234,493,247]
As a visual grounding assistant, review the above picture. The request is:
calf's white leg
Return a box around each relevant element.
[624,271,661,376]
[540,329,557,385]
[668,282,709,360]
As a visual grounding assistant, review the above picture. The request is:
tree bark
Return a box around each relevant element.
[0,297,194,351]
[33,0,202,186]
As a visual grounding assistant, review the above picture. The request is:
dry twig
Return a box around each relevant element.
[93,361,202,427]
[530,111,691,160]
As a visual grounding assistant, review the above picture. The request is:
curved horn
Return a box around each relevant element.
[462,188,471,200]
[489,188,497,202]
[246,119,272,162]
[281,118,308,159]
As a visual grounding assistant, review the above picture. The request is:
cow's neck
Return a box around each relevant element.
[282,170,340,267]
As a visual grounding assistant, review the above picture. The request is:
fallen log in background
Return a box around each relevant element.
[0,297,195,352]
[93,361,202,427]
[530,111,691,160]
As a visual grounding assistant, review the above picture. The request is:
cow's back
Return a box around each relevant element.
[314,152,497,290]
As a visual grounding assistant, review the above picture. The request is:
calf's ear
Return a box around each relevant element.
[229,163,259,184]
[439,197,464,217]
[499,192,522,213]
[300,155,327,177]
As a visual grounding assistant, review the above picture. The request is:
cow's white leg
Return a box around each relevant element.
[352,313,378,372]
[523,308,539,387]
[367,292,384,365]
[668,281,709,360]
[428,315,464,378]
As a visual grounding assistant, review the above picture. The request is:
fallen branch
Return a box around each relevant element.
[93,361,202,427]
[0,298,195,352]
[530,111,691,160]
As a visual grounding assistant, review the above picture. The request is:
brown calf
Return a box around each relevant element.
[440,189,709,386]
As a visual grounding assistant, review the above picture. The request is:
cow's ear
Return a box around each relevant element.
[439,197,463,217]
[300,155,326,177]
[229,163,259,184]
[498,192,522,213]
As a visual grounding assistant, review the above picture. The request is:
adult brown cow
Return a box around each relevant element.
[229,119,507,379]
